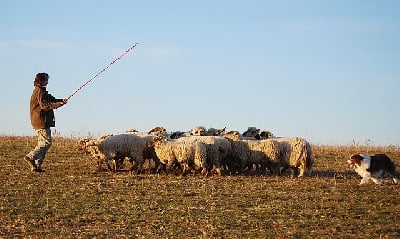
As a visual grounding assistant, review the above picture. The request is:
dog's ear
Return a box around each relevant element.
[350,154,360,160]
[350,154,363,166]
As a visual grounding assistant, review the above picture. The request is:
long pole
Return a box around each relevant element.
[67,43,138,100]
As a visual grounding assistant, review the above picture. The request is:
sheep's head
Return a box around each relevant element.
[148,126,167,137]
[259,130,274,139]
[190,126,206,136]
[147,135,166,147]
[170,131,186,139]
[77,138,90,152]
[242,127,260,137]
[125,128,138,133]
[77,138,103,156]
[207,127,226,136]
[223,131,242,141]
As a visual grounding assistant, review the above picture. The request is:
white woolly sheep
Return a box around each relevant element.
[148,137,208,176]
[125,127,170,172]
[86,133,147,173]
[222,131,313,176]
[272,137,313,177]
[77,135,121,171]
[175,135,231,176]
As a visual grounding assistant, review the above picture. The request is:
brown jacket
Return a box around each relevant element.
[30,86,64,129]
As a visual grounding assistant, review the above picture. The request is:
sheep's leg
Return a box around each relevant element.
[265,161,279,176]
[238,159,247,175]
[297,163,306,177]
[96,158,103,172]
[201,168,208,176]
[181,164,190,176]
[130,152,144,175]
[135,157,144,175]
[156,163,167,174]
[166,159,176,174]
[128,157,136,172]
[151,157,161,174]
[115,158,124,170]
[105,156,114,172]
[211,164,222,176]
[200,160,208,176]
[261,162,269,175]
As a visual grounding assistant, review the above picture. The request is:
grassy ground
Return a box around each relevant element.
[0,136,399,238]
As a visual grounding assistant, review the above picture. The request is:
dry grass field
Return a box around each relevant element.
[0,136,399,238]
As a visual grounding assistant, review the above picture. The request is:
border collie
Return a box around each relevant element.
[347,154,399,185]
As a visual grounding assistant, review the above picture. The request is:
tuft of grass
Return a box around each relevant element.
[0,136,399,238]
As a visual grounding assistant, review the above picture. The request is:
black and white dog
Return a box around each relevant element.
[347,154,399,185]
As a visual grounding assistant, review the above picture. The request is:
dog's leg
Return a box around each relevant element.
[371,177,383,185]
[393,177,399,184]
[360,175,370,185]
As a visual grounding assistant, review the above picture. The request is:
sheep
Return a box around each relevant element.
[242,127,260,138]
[206,127,226,136]
[175,135,231,176]
[189,126,226,136]
[272,137,313,177]
[86,133,147,173]
[147,126,168,137]
[125,127,170,172]
[77,139,106,171]
[223,131,313,176]
[259,130,275,139]
[223,131,281,175]
[226,128,264,140]
[77,134,121,172]
[126,126,168,138]
[169,131,189,139]
[148,137,208,176]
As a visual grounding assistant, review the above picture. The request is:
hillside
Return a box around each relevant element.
[0,136,399,238]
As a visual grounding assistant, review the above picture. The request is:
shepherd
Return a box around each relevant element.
[23,43,137,172]
[23,73,68,173]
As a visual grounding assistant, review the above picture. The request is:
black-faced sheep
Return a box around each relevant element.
[242,127,260,138]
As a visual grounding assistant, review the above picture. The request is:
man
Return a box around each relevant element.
[24,73,68,172]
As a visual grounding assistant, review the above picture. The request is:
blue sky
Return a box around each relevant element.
[1,0,399,145]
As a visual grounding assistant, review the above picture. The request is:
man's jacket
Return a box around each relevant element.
[30,86,64,129]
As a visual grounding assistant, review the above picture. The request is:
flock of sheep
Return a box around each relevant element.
[77,126,313,177]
